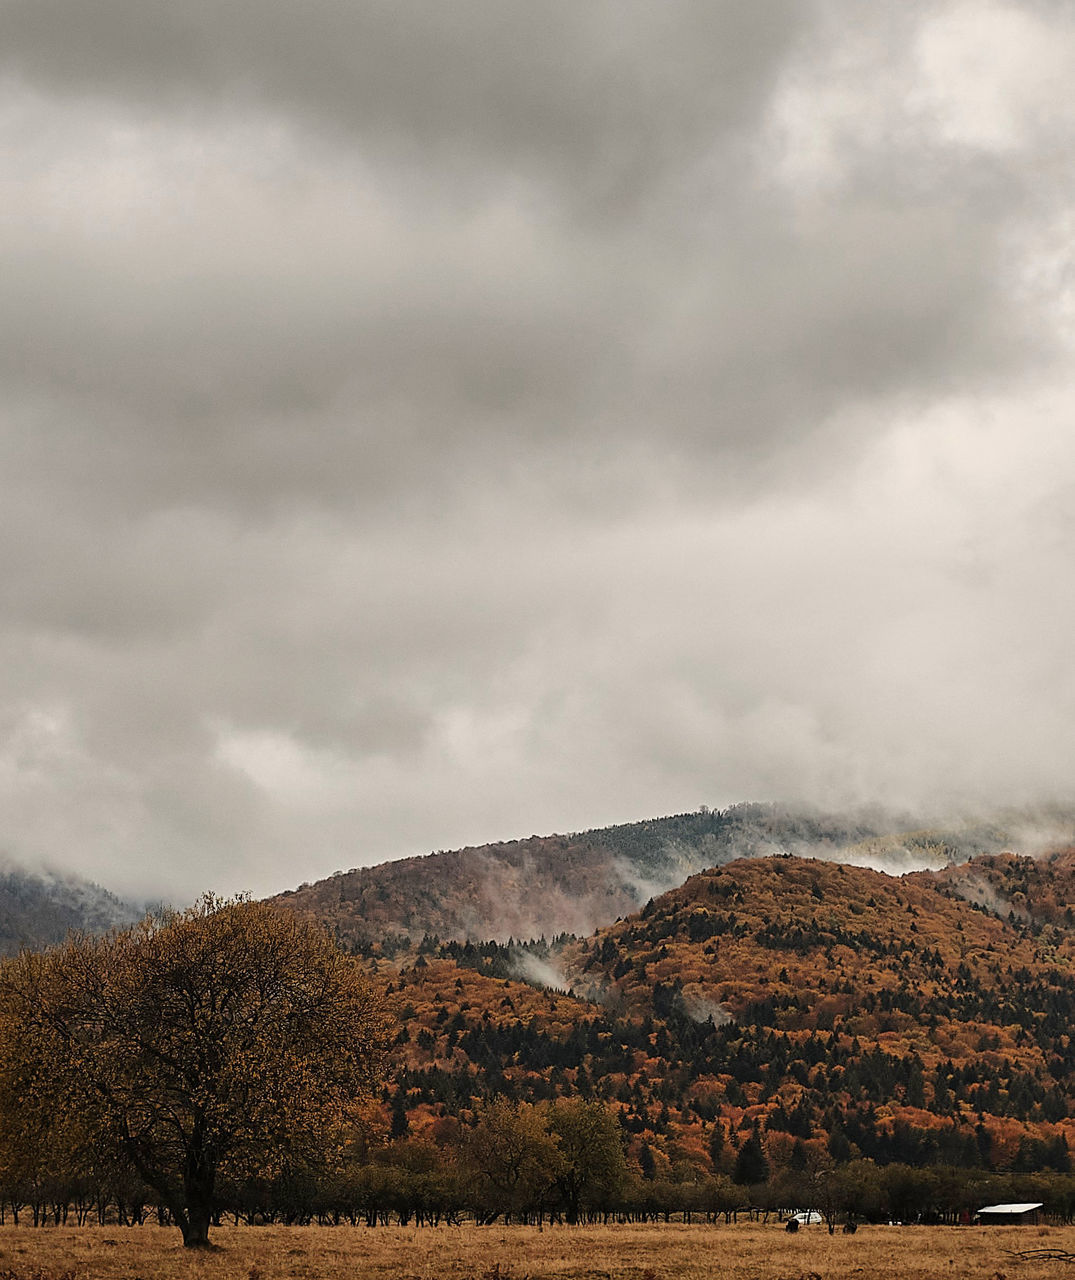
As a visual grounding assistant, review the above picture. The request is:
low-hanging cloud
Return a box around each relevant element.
[1,2,1075,902]
[509,951,571,994]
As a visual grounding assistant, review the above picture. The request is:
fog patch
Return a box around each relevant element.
[945,869,1029,924]
[682,991,733,1026]
[790,808,1075,879]
[508,950,570,993]
[817,837,955,876]
[471,849,612,941]
[1007,814,1075,858]
[612,854,694,906]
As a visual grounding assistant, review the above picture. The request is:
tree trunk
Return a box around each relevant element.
[180,1201,213,1249]
[180,1149,217,1248]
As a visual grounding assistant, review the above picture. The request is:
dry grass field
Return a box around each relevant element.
[0,1221,1072,1280]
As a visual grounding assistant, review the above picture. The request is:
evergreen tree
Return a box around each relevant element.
[708,1122,725,1171]
[733,1122,770,1185]
[390,1090,411,1140]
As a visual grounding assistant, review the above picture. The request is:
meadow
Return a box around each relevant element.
[0,1221,1072,1280]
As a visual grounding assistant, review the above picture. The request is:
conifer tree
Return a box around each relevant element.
[733,1122,770,1185]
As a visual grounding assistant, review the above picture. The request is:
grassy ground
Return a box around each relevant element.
[0,1221,1069,1280]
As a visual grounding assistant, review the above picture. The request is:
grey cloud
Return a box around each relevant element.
[0,0,1057,532]
[0,2,806,201]
[0,148,1036,529]
[1,2,1074,901]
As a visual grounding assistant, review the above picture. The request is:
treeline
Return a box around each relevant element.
[7,1097,1075,1233]
[0,1099,624,1230]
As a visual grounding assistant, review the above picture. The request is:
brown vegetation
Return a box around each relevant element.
[0,898,389,1249]
[13,848,1075,1245]
[1,1221,1073,1280]
[271,804,945,945]
[371,854,1075,1182]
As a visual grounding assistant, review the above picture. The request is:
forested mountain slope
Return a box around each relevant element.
[0,860,141,955]
[910,847,1075,930]
[12,844,1075,1224]
[273,803,1054,945]
[370,853,1075,1180]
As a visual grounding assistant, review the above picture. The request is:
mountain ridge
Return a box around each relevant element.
[272,802,1075,946]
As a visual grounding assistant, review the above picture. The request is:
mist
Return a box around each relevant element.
[508,951,571,994]
[2,2,1075,901]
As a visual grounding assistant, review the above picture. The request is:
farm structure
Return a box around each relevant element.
[976,1202,1044,1225]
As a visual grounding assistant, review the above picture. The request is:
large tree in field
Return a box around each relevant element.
[0,896,390,1247]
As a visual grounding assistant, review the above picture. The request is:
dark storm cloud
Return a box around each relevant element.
[0,3,803,192]
[1,1,1074,900]
[1,1,1038,493]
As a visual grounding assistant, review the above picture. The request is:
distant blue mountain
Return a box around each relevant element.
[0,858,142,954]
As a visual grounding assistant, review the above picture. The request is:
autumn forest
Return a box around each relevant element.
[7,809,1075,1243]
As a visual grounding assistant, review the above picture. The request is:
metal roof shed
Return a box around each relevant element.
[977,1202,1044,1225]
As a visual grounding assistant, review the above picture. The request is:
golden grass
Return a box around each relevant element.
[0,1221,1070,1280]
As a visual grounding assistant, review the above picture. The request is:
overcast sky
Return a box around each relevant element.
[2,1,1075,902]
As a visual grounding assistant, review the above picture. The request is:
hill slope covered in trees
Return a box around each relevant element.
[0,859,141,956]
[365,850,1075,1192]
[273,803,1064,945]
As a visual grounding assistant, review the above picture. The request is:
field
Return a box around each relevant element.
[1,1222,1073,1280]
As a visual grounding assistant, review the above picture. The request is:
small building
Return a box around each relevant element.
[976,1202,1044,1225]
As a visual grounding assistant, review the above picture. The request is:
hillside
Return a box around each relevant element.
[0,859,141,956]
[563,854,1074,1036]
[273,803,1053,945]
[370,852,1075,1181]
[909,847,1075,931]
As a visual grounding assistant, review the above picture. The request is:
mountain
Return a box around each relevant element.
[272,802,1074,946]
[0,859,142,956]
[373,851,1075,1179]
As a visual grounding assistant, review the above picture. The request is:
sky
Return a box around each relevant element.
[2,1,1075,903]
